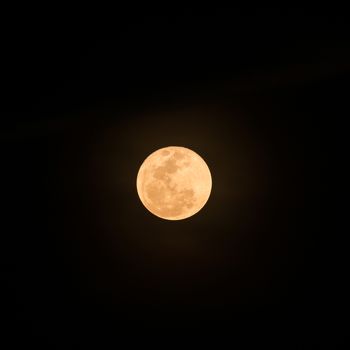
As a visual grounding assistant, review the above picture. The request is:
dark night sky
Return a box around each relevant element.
[3,9,348,347]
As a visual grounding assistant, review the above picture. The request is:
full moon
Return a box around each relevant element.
[136,146,212,220]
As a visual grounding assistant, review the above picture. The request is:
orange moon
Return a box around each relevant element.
[136,146,212,220]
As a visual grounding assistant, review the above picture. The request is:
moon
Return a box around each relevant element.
[136,146,212,220]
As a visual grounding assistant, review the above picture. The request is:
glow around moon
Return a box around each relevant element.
[136,146,212,220]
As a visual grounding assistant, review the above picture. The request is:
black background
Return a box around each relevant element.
[3,8,347,347]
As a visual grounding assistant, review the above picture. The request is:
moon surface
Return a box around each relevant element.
[136,146,212,220]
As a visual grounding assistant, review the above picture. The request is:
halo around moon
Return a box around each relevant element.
[136,146,212,220]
